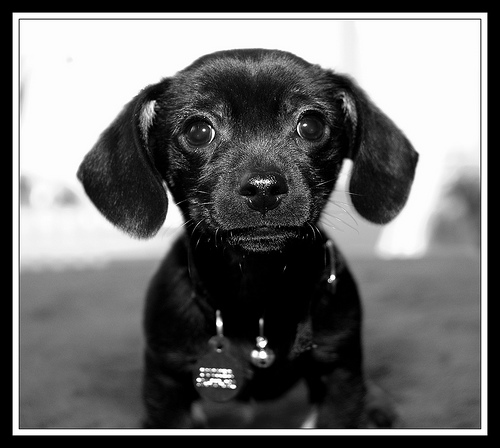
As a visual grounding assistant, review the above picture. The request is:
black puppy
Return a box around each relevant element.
[77,49,418,428]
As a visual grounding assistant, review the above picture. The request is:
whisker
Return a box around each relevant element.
[306,222,316,241]
[320,214,359,234]
[186,188,211,198]
[322,210,359,228]
[174,198,190,207]
[176,218,194,231]
[306,222,323,242]
[194,234,202,252]
[325,199,358,226]
[157,215,191,239]
[328,199,353,209]
[168,217,190,229]
[319,219,339,232]
[214,227,220,249]
[315,178,337,188]
[313,222,322,240]
[332,189,363,197]
[191,219,204,235]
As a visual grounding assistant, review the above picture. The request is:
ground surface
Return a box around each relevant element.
[19,252,481,431]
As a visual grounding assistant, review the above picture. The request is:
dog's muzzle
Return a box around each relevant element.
[239,171,288,216]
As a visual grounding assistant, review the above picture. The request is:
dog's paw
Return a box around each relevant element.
[192,400,256,428]
[300,407,318,428]
[191,401,209,428]
[365,382,400,428]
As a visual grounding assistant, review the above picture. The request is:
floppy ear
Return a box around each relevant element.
[77,80,169,238]
[332,74,419,224]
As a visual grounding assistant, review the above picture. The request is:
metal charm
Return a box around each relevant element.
[325,239,337,291]
[250,318,275,368]
[193,310,243,402]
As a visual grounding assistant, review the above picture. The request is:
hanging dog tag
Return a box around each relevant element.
[193,311,244,402]
[250,318,275,368]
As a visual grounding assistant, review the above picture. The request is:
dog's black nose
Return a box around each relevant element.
[239,172,288,214]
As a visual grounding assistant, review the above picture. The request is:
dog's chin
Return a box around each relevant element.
[224,226,304,253]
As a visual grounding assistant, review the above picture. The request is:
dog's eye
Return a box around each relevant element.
[297,115,324,141]
[185,121,215,147]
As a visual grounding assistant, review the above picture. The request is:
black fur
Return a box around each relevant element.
[77,49,418,428]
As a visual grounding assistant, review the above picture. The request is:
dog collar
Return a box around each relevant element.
[192,238,337,362]
[288,239,337,359]
[191,238,337,402]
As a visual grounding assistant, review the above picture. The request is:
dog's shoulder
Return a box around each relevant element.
[144,233,201,338]
[147,233,190,295]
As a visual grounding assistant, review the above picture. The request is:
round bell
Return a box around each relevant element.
[250,336,275,368]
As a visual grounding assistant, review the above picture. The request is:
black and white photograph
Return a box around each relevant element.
[14,13,487,435]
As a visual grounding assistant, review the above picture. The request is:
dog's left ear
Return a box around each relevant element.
[330,73,419,224]
[77,80,169,238]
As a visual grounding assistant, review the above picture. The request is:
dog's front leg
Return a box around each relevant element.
[306,255,368,429]
[306,364,368,428]
[142,351,198,429]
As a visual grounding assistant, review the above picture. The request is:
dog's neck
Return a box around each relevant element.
[186,232,330,350]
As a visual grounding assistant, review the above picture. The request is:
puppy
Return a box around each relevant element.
[77,49,418,428]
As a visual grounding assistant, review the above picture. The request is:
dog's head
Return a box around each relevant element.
[78,49,418,252]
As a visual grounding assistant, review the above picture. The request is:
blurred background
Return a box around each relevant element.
[16,15,484,431]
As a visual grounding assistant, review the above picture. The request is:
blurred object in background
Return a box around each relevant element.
[20,173,184,271]
[430,165,480,251]
[375,147,480,259]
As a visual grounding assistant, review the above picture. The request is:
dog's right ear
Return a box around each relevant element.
[77,80,170,238]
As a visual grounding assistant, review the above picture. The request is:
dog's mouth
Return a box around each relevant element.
[222,225,312,252]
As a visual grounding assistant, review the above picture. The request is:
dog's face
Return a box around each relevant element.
[153,50,348,251]
[78,49,418,252]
